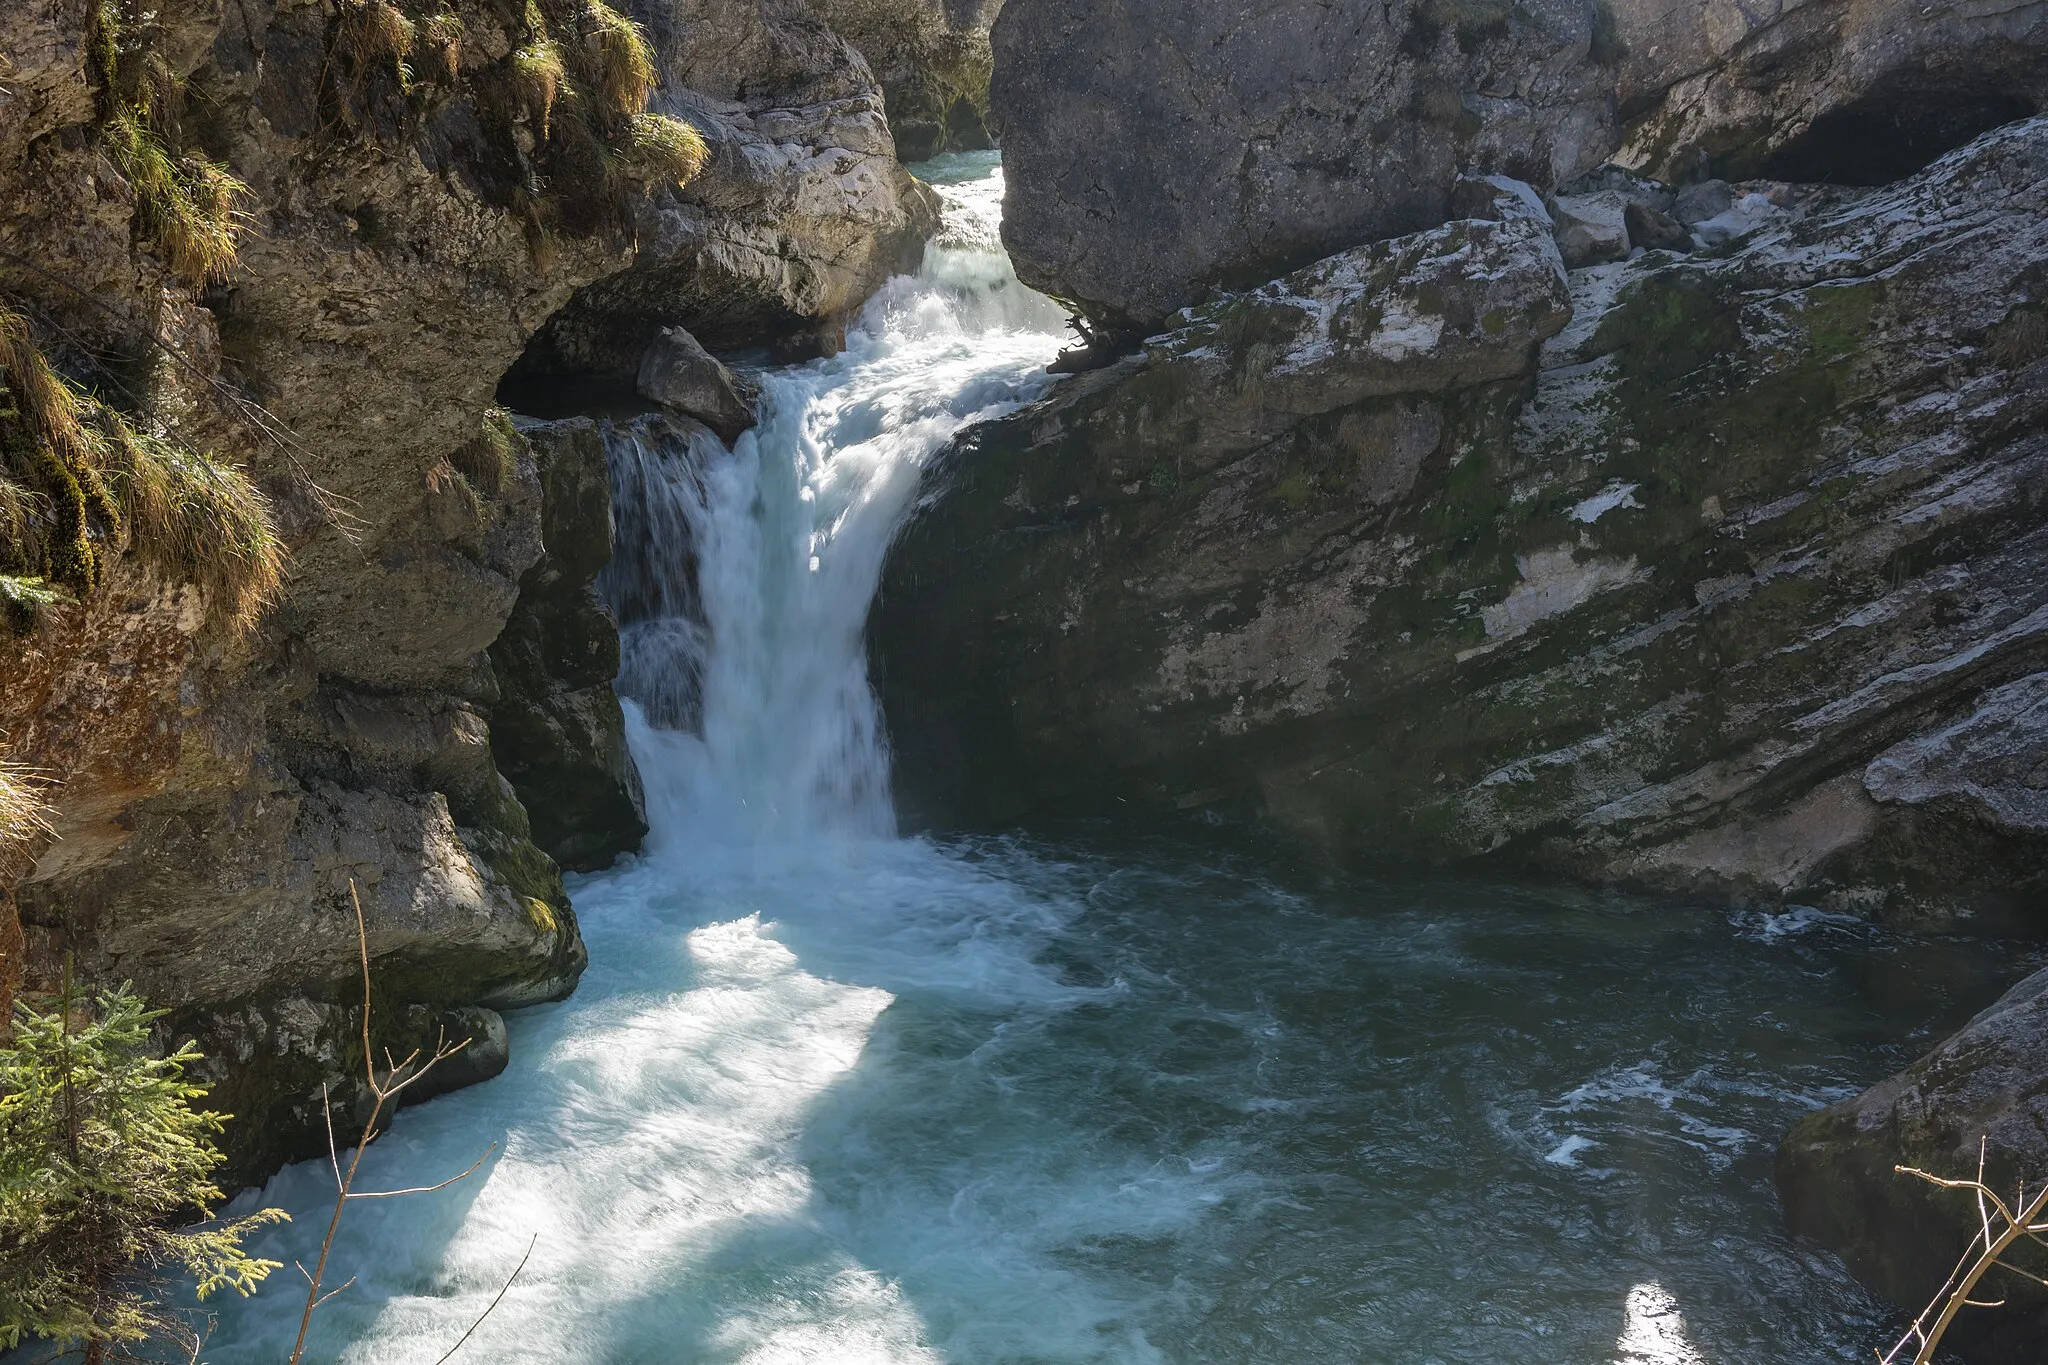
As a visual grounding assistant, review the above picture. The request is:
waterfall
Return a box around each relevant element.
[193,152,1911,1365]
[593,153,1068,846]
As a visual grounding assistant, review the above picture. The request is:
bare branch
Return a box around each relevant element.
[1883,1140,2048,1365]
[346,1144,496,1200]
[287,878,500,1364]
[312,1275,358,1308]
[428,1234,538,1365]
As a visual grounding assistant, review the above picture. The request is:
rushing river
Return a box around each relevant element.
[195,154,2029,1365]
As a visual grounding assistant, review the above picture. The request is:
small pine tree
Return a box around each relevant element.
[0,972,287,1363]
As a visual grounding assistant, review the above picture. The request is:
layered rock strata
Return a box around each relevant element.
[874,117,2048,928]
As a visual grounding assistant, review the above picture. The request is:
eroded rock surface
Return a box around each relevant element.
[990,0,2047,330]
[875,118,2048,927]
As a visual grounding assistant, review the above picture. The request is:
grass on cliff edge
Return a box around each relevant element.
[90,2,251,287]
[0,306,284,630]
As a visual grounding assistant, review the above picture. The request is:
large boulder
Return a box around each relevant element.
[1778,965,2048,1363]
[988,0,1618,333]
[873,117,2048,924]
[505,0,943,381]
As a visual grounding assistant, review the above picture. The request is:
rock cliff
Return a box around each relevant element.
[875,117,2048,926]
[990,0,2048,332]
[0,0,940,1183]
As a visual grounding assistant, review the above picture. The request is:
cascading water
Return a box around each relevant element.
[192,155,2028,1365]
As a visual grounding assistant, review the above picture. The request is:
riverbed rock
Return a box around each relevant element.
[874,117,2048,927]
[1778,963,2048,1363]
[637,326,761,444]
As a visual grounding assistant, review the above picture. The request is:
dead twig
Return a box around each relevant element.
[286,879,515,1365]
[1880,1136,2048,1365]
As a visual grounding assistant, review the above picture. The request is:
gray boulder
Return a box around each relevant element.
[1623,200,1691,252]
[1552,191,1631,269]
[636,326,761,444]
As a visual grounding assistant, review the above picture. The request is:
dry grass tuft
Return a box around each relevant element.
[0,762,51,868]
[617,112,708,189]
[0,305,284,631]
[109,429,285,631]
[448,408,521,497]
[511,39,569,138]
[0,307,119,588]
[102,112,250,286]
[338,0,419,79]
[419,11,465,82]
[580,0,657,117]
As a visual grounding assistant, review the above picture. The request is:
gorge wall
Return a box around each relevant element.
[0,0,949,1182]
[875,2,2048,1354]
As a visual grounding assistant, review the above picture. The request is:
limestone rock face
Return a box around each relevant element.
[506,0,943,381]
[1,0,934,1184]
[1778,965,2048,1362]
[807,0,1003,160]
[989,0,1618,332]
[1612,0,2048,186]
[990,0,2048,331]
[874,118,2048,927]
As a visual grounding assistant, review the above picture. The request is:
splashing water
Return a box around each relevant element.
[188,154,2031,1365]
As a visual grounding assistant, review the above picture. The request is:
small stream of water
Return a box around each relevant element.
[196,154,2026,1365]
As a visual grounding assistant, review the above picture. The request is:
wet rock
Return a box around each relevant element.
[1778,964,2048,1363]
[1624,200,1691,252]
[637,327,761,445]
[874,117,2048,927]
[489,421,649,873]
[1552,192,1632,269]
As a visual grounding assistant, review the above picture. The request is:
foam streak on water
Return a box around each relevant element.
[193,155,2022,1365]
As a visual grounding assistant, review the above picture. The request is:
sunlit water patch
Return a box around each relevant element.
[187,153,2033,1365]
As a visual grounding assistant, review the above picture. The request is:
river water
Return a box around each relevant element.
[196,153,2027,1365]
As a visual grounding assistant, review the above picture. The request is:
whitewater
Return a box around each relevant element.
[192,153,2018,1365]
